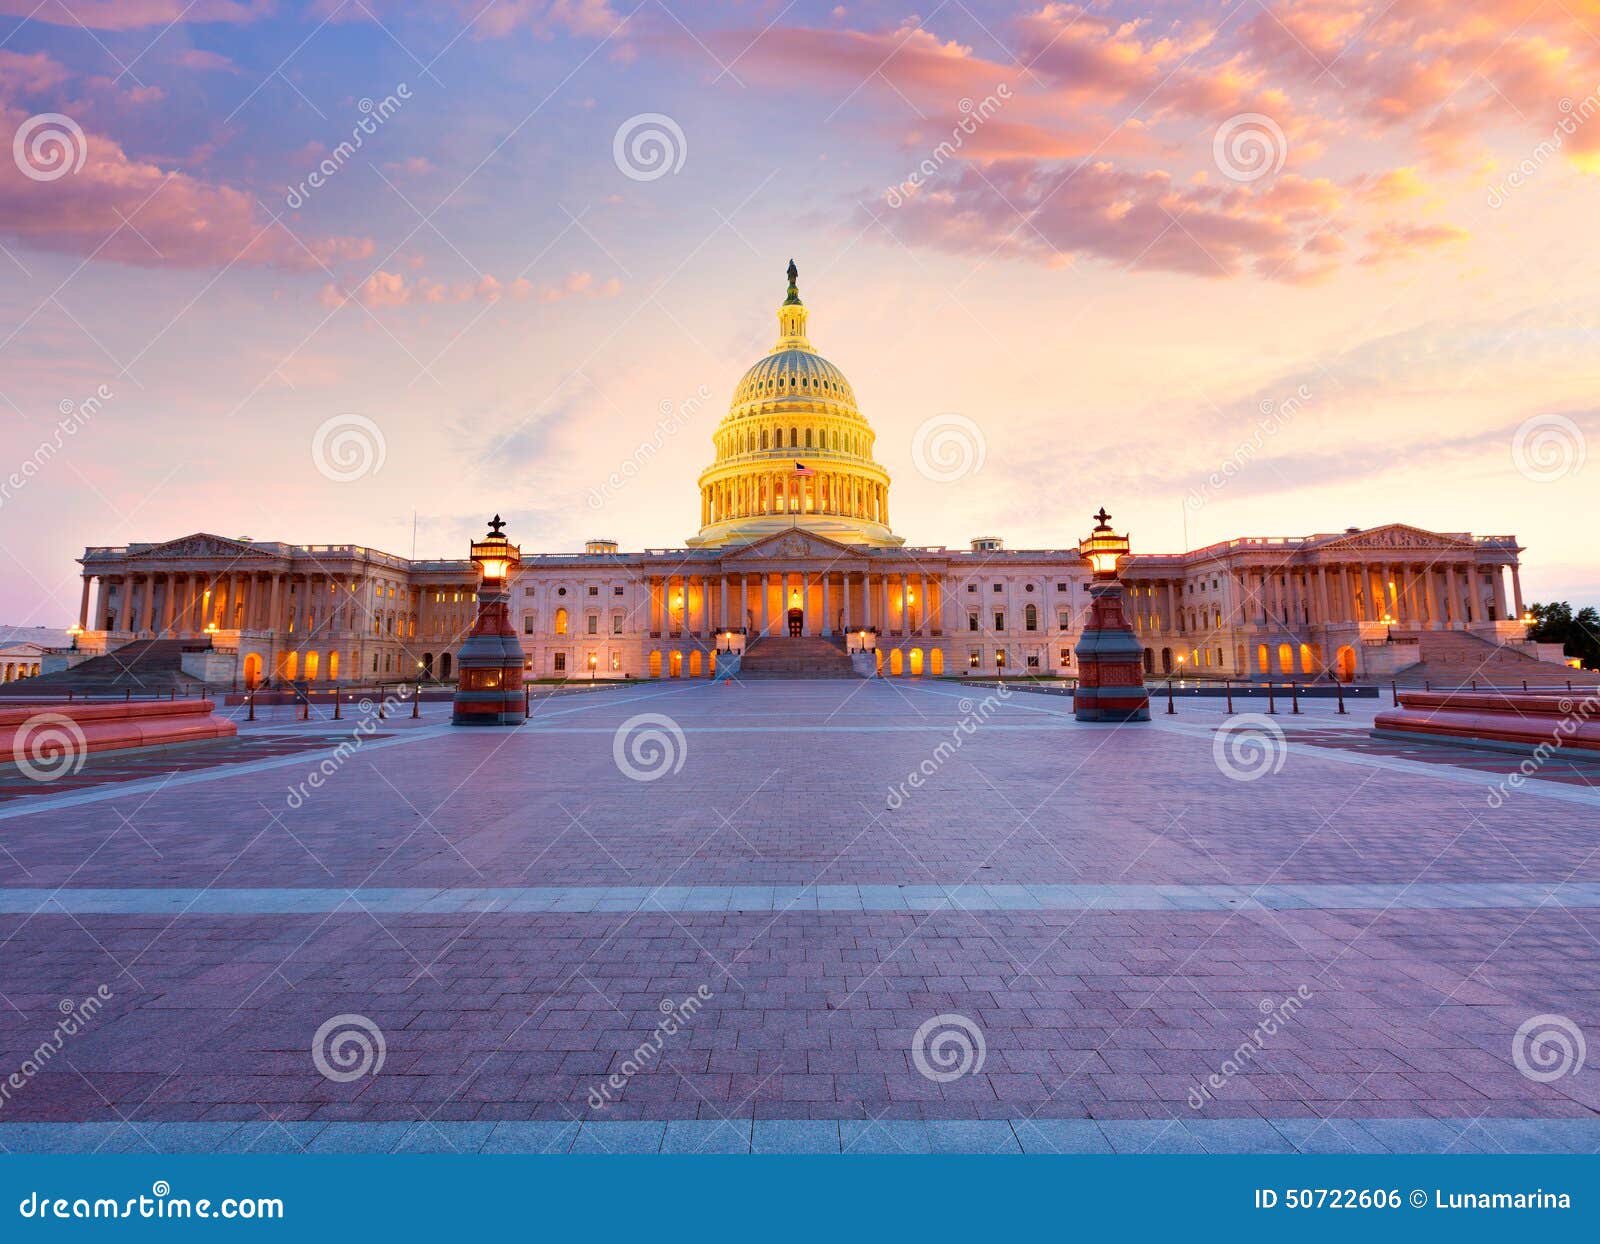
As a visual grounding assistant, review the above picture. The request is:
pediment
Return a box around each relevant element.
[129,533,270,561]
[1310,523,1474,553]
[719,529,865,563]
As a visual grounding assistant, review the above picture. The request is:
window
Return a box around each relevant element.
[1056,582,1069,592]
[554,608,568,636]
[968,613,979,632]
[1027,654,1040,668]
[967,584,977,593]
[588,585,599,596]
[992,583,1003,592]
[1024,604,1038,631]
[554,653,566,673]
[1024,583,1035,593]
[612,614,624,634]
[993,611,1005,630]
[1059,648,1071,666]
[610,652,622,671]
[557,587,567,596]
[968,650,981,669]
[614,586,624,596]
[587,614,598,635]
[523,615,535,634]
[1058,610,1071,628]
[995,649,1007,668]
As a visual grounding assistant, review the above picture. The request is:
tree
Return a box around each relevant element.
[1526,601,1600,669]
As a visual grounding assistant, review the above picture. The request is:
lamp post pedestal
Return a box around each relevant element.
[1073,581,1150,722]
[452,516,526,727]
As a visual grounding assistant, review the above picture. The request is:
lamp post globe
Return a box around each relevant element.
[451,515,527,726]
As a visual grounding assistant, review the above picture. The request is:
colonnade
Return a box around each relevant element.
[1123,560,1522,636]
[700,472,887,527]
[643,570,943,637]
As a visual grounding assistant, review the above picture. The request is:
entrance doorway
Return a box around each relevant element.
[787,607,803,637]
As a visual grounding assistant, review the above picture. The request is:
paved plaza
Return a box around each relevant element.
[1,680,1598,1154]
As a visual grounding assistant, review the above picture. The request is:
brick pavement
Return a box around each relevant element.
[1,680,1596,1152]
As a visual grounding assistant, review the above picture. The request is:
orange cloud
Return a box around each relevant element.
[0,0,272,29]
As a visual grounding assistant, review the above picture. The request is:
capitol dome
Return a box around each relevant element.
[688,261,901,548]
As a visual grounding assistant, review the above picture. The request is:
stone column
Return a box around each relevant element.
[1424,568,1441,629]
[268,574,283,638]
[862,573,873,628]
[1511,564,1524,618]
[78,577,92,629]
[1491,565,1508,620]
[115,575,132,632]
[881,574,892,633]
[760,573,770,634]
[918,573,928,635]
[719,576,728,630]
[822,572,832,636]
[841,573,852,631]
[1446,564,1464,626]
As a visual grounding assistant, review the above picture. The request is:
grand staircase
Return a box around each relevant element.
[737,634,858,680]
[1393,629,1598,688]
[0,639,205,696]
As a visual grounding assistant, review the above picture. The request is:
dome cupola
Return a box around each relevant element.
[687,261,901,548]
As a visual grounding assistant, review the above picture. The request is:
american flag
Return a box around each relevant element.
[793,462,815,476]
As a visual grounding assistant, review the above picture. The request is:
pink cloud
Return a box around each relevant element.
[171,48,239,74]
[0,105,370,270]
[0,1,273,29]
[0,51,71,96]
[321,268,622,309]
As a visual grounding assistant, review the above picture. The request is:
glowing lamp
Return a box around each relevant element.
[1079,507,1130,579]
[469,515,521,585]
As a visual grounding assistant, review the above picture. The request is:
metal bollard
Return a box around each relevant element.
[378,694,387,720]
[1291,683,1301,715]
[334,692,341,720]
[1392,680,1400,705]
[1470,680,1477,692]
[1165,679,1175,715]
[125,688,131,702]
[1225,679,1233,714]
[412,685,420,719]
[525,686,531,716]
[247,693,255,722]
[300,696,309,721]
[1336,680,1347,715]
[1522,680,1528,692]
[1267,684,1277,715]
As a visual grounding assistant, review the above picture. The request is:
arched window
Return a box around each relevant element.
[789,427,798,447]
[805,428,813,448]
[761,428,769,450]
[554,607,568,636]
[1024,604,1038,631]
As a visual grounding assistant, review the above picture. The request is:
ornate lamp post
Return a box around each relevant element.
[1073,508,1150,722]
[451,515,526,727]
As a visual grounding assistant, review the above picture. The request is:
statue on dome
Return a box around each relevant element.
[784,258,801,305]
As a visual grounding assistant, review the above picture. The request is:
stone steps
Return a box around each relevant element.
[1393,629,1598,687]
[1,639,204,695]
[738,635,858,680]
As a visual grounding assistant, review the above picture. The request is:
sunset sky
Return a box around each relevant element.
[1,0,1596,625]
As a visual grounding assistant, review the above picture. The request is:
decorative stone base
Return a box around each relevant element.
[0,698,236,762]
[850,652,879,678]
[1373,689,1600,755]
[712,652,741,680]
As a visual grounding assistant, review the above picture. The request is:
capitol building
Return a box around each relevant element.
[62,264,1554,689]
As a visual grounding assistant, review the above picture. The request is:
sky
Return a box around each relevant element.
[0,0,1596,626]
